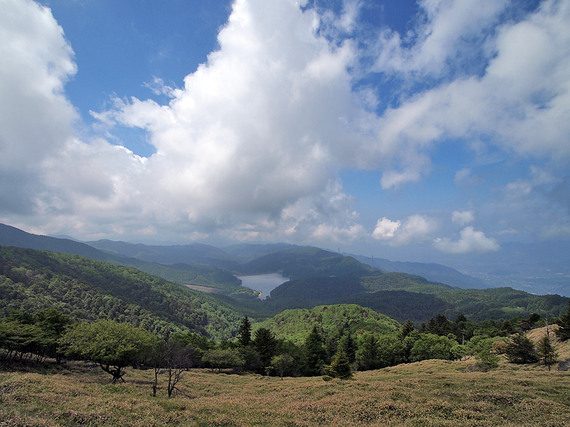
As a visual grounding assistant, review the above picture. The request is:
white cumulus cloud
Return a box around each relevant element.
[452,210,474,226]
[372,215,437,246]
[434,226,499,254]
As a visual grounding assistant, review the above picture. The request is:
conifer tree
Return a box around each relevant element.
[237,316,252,347]
[505,333,538,364]
[357,333,379,371]
[324,349,352,379]
[302,326,326,376]
[399,320,415,340]
[339,332,357,364]
[536,335,558,371]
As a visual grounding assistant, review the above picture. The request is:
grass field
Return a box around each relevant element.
[1,352,569,427]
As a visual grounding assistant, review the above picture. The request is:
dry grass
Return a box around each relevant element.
[1,356,569,426]
[527,325,570,360]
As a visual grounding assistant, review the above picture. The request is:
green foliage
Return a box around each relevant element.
[202,348,245,372]
[254,304,400,345]
[338,332,356,364]
[536,335,558,370]
[0,247,243,340]
[356,333,380,370]
[323,349,352,379]
[409,334,461,362]
[0,308,72,363]
[471,338,499,372]
[60,320,157,383]
[253,328,277,368]
[271,353,295,379]
[302,326,326,376]
[237,316,252,347]
[505,333,538,364]
[399,320,415,339]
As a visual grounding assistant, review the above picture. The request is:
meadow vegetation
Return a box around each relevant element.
[1,356,569,426]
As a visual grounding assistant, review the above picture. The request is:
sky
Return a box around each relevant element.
[1,0,570,265]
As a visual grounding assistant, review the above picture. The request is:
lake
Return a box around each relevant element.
[237,273,289,300]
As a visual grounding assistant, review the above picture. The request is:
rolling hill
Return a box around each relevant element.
[262,274,568,323]
[0,246,243,340]
[0,223,242,293]
[253,304,400,345]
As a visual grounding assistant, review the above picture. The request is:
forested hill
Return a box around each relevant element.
[0,223,116,262]
[236,246,379,278]
[254,304,400,345]
[262,274,569,323]
[0,223,242,292]
[0,247,242,340]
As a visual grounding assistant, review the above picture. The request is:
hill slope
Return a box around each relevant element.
[237,246,379,278]
[353,254,488,289]
[254,304,400,345]
[0,247,242,340]
[263,274,569,323]
[0,223,242,292]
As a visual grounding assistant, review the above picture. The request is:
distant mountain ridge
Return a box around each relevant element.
[351,254,489,289]
[0,223,116,262]
[1,223,568,326]
[0,223,241,291]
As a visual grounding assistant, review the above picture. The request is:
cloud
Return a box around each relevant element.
[434,226,499,254]
[372,217,401,240]
[372,0,570,187]
[86,0,390,240]
[452,210,474,226]
[2,0,569,247]
[0,0,77,214]
[372,215,437,246]
[373,0,508,76]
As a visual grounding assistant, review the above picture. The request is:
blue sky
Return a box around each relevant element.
[1,0,569,265]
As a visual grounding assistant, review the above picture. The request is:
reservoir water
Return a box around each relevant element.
[237,273,289,300]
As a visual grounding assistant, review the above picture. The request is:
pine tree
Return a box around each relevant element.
[338,332,357,364]
[505,333,538,364]
[399,320,415,340]
[555,301,570,341]
[253,327,277,368]
[302,326,326,376]
[324,349,352,379]
[237,316,252,347]
[536,335,558,371]
[357,333,379,370]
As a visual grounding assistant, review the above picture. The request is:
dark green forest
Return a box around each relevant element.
[0,247,242,339]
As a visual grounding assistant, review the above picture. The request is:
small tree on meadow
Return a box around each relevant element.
[253,327,277,369]
[505,333,538,364]
[324,348,352,380]
[536,335,558,371]
[60,320,156,383]
[302,326,326,376]
[271,353,295,379]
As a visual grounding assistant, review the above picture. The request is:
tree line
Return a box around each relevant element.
[2,302,568,395]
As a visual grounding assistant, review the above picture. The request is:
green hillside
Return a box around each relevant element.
[237,246,379,278]
[0,223,243,294]
[0,247,242,340]
[254,304,400,344]
[264,274,568,323]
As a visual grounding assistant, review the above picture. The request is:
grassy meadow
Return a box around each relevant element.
[1,352,569,426]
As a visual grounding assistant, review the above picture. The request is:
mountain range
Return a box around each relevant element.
[1,222,568,327]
